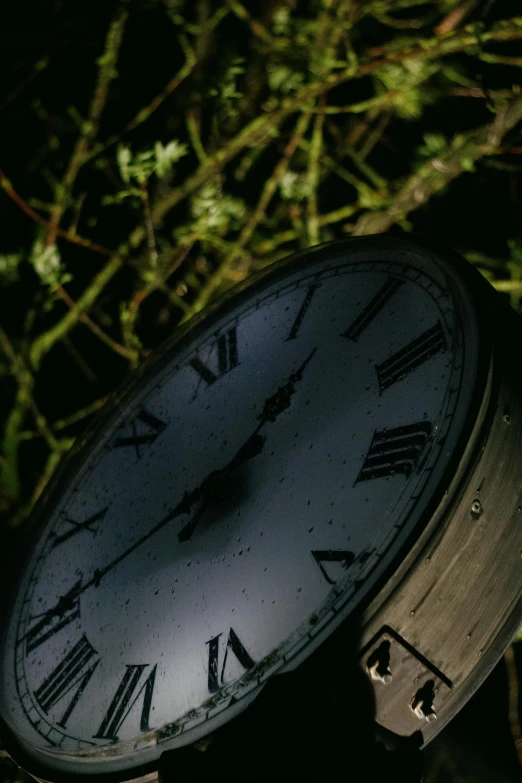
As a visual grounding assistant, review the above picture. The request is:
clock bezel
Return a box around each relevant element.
[0,234,495,783]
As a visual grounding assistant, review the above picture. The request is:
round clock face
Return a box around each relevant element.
[0,242,481,776]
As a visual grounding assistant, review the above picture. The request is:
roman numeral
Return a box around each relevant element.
[34,634,99,727]
[341,278,402,341]
[25,585,82,654]
[93,664,157,741]
[376,322,447,393]
[189,327,239,387]
[285,285,318,341]
[113,409,168,459]
[206,629,255,694]
[51,508,108,549]
[312,550,355,585]
[356,422,432,483]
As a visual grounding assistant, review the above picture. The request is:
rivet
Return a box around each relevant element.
[470,499,483,518]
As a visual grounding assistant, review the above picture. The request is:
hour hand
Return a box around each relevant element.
[259,347,317,424]
[177,433,266,543]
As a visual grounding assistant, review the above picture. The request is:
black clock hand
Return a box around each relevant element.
[177,432,266,542]
[23,436,267,641]
[177,346,318,542]
[257,346,317,425]
[20,579,83,647]
[28,349,317,634]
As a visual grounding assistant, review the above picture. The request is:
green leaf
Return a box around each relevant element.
[279,170,310,201]
[154,139,188,178]
[117,145,132,184]
[0,253,22,285]
[29,239,70,287]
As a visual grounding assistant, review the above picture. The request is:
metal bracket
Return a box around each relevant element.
[360,626,452,739]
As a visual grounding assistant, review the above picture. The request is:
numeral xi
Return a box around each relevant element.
[190,327,239,387]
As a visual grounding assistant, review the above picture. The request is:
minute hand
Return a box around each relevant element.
[32,349,318,630]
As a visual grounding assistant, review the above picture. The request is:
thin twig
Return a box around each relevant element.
[0,326,60,453]
[45,3,129,248]
[55,284,138,362]
[89,35,197,160]
[352,94,522,235]
[307,98,326,246]
[142,16,522,246]
[226,0,276,47]
[179,110,313,320]
[0,171,114,257]
[30,253,124,369]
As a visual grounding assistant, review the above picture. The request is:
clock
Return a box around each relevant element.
[2,234,522,783]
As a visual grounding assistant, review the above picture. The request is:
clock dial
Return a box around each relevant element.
[0,246,480,775]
